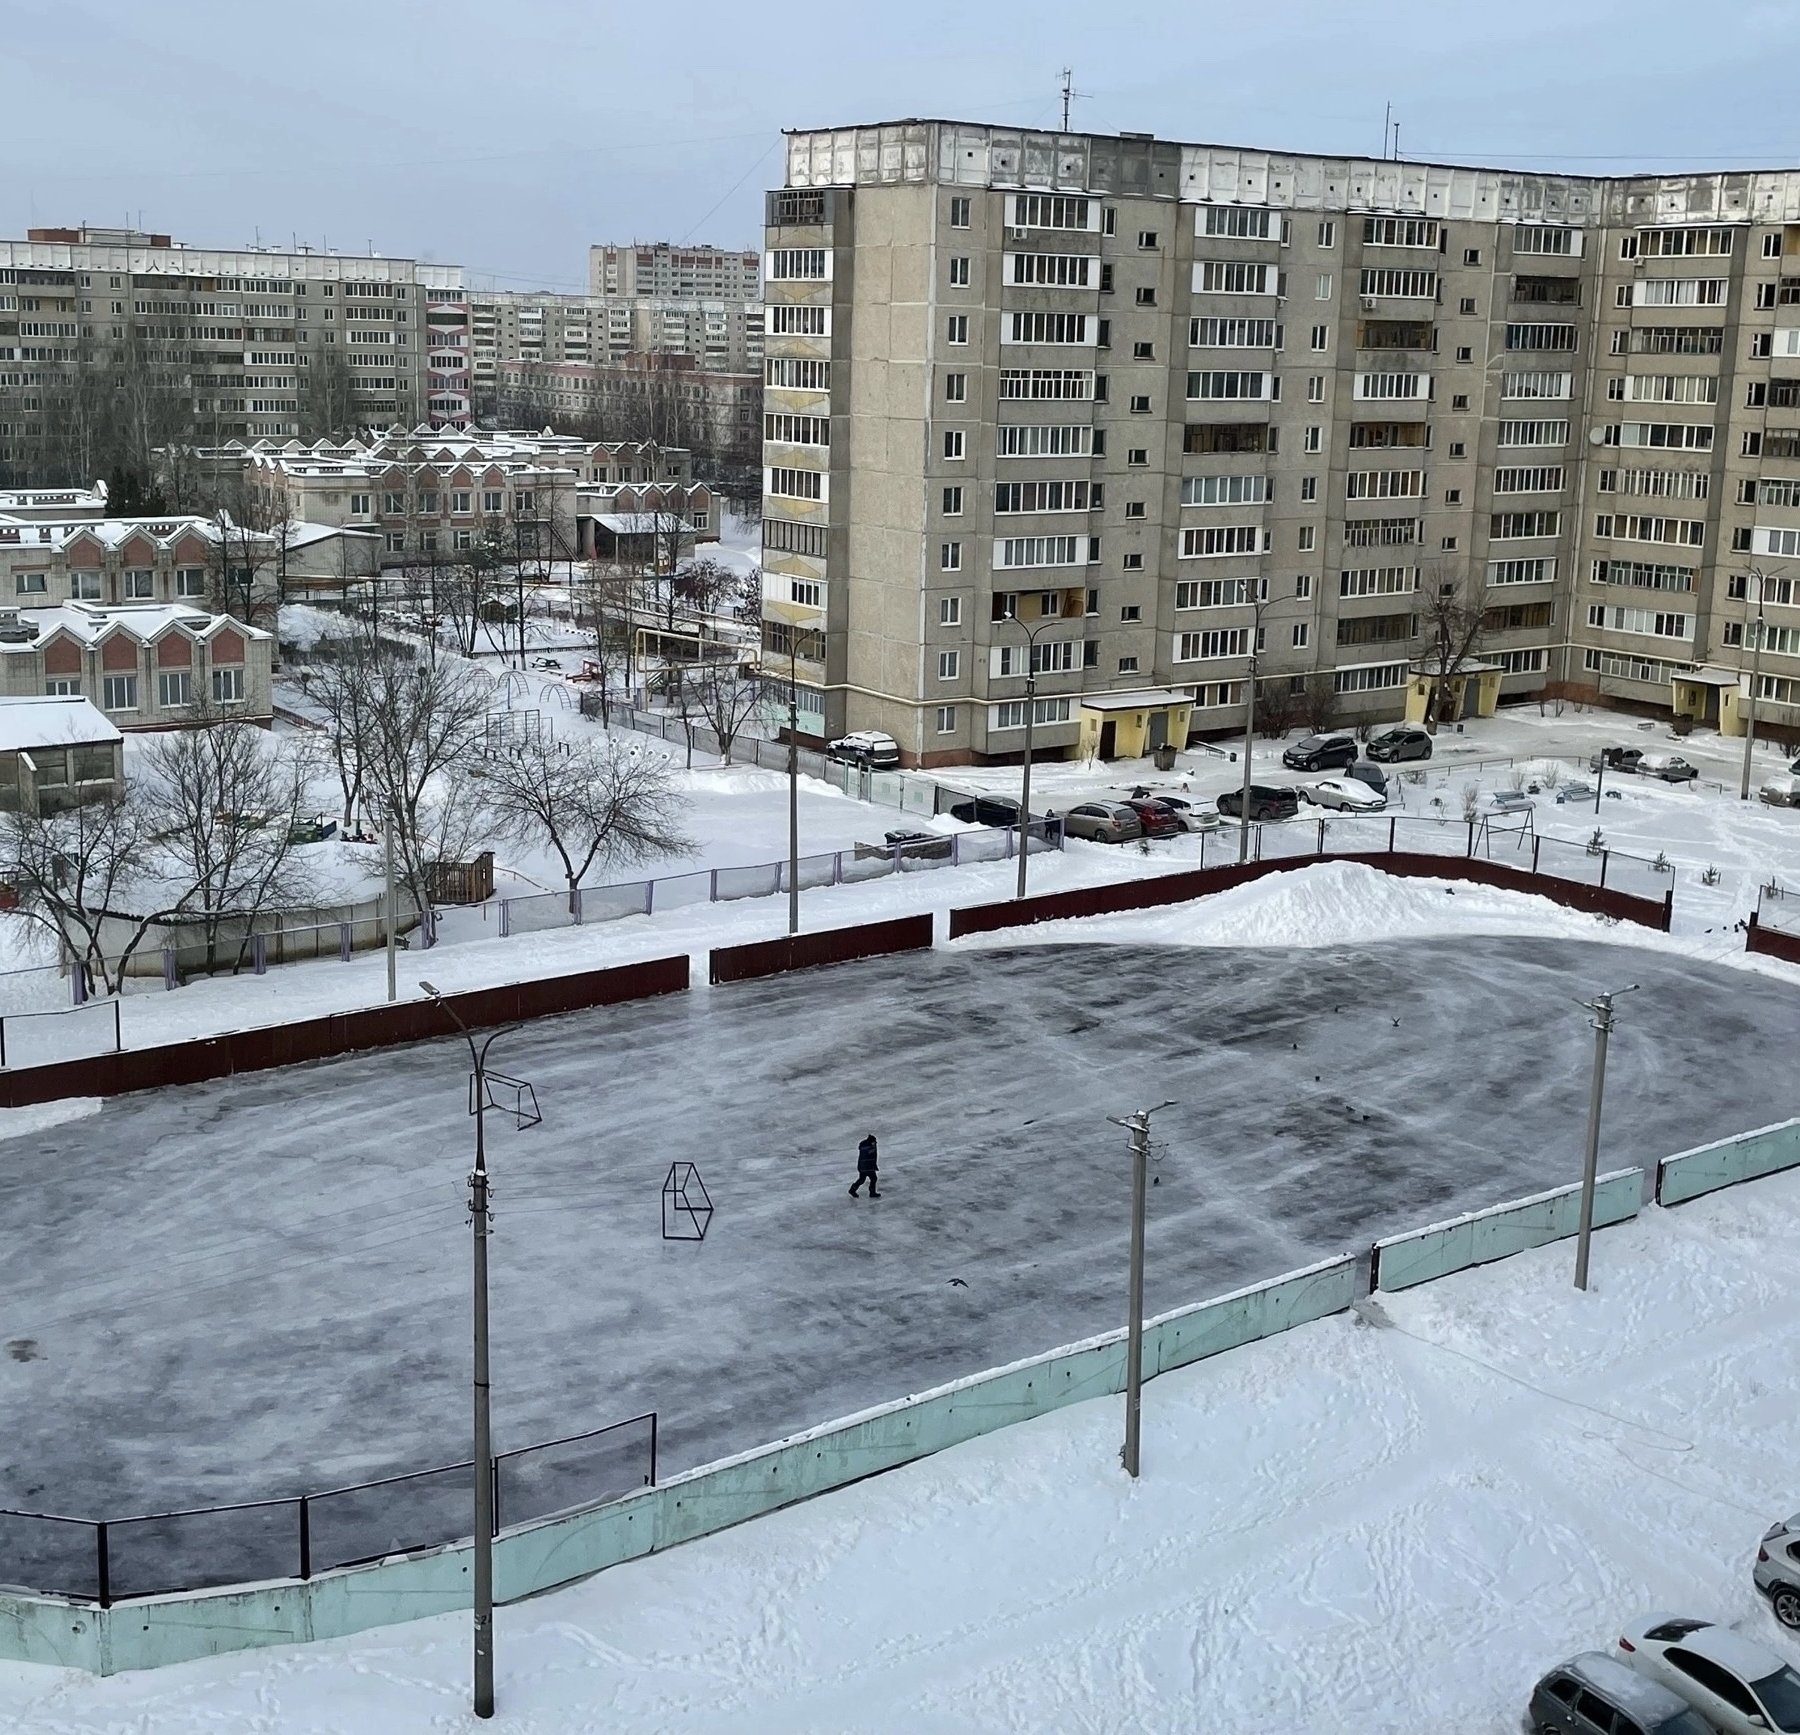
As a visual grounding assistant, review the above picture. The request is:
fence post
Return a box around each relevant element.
[338,922,352,961]
[1465,819,1476,858]
[833,850,843,885]
[1531,835,1542,876]
[421,908,436,949]
[1662,887,1674,933]
[1600,850,1610,889]
[491,1458,502,1536]
[498,899,511,939]
[709,867,719,901]
[1387,815,1396,853]
[162,945,177,991]
[112,997,121,1055]
[951,832,961,866]
[1316,816,1326,856]
[71,960,87,1007]
[252,932,267,976]
[95,1520,110,1608]
[645,878,655,915]
[650,1411,659,1487]
[298,1496,312,1579]
[572,885,583,925]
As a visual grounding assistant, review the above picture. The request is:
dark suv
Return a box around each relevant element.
[1216,784,1300,822]
[1366,725,1433,763]
[1281,733,1357,772]
[948,794,1024,827]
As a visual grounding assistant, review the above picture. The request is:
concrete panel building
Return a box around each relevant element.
[589,243,761,301]
[762,119,1800,763]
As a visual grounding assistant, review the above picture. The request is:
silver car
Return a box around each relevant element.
[1618,1613,1800,1734]
[1756,1513,1800,1630]
[1059,801,1143,843]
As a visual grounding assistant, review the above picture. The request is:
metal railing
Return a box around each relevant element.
[0,1411,656,1606]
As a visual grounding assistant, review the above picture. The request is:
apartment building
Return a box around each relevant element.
[763,120,1800,764]
[0,225,469,447]
[489,354,761,460]
[589,243,761,301]
[470,289,763,381]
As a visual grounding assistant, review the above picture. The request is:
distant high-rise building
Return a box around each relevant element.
[589,242,760,300]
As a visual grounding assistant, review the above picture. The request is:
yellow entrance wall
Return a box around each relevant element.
[1077,703,1192,761]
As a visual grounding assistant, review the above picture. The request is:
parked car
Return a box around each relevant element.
[1528,1651,1715,1735]
[1761,775,1800,809]
[1637,752,1699,784]
[1366,725,1434,763]
[1618,1614,1800,1733]
[948,793,1024,827]
[1300,776,1386,813]
[1122,797,1182,838]
[1145,793,1220,832]
[1346,760,1389,797]
[1756,1512,1800,1630]
[1216,783,1301,822]
[1592,745,1647,774]
[1060,801,1143,843]
[828,730,901,770]
[1282,732,1358,772]
[285,814,339,846]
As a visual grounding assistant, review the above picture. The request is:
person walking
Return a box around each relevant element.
[848,1132,880,1199]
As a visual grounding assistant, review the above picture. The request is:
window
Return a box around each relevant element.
[1463,247,1481,266]
[768,465,826,499]
[767,248,828,280]
[1451,393,1469,410]
[1132,341,1155,359]
[1298,526,1316,551]
[1339,566,1418,597]
[1441,536,1459,550]
[1175,627,1252,660]
[942,486,963,515]
[1310,324,1329,351]
[1009,253,1093,287]
[43,678,77,697]
[1664,1652,1763,1721]
[14,572,45,595]
[1195,261,1278,295]
[1129,393,1152,414]
[1190,317,1282,348]
[453,529,473,551]
[1177,525,1261,559]
[1304,425,1322,453]
[71,573,104,601]
[1491,510,1562,538]
[944,373,967,403]
[102,674,137,711]
[1317,220,1336,247]
[936,705,957,733]
[1126,447,1147,466]
[1360,267,1437,299]
[177,568,206,597]
[996,534,1093,569]
[481,489,503,513]
[937,650,959,680]
[949,196,970,228]
[1765,231,1783,258]
[1489,557,1555,586]
[1494,465,1567,492]
[1117,655,1140,674]
[157,670,193,708]
[1186,369,1276,400]
[765,411,831,445]
[991,697,1073,729]
[1137,230,1159,249]
[998,368,1094,400]
[450,490,471,514]
[1316,273,1333,300]
[1201,207,1274,238]
[1759,282,1779,309]
[1134,287,1157,307]
[1121,604,1142,621]
[1455,346,1472,363]
[1181,475,1269,507]
[1291,623,1309,648]
[1006,310,1094,345]
[789,577,823,608]
[1295,575,1314,599]
[1445,489,1462,504]
[1300,477,1318,502]
[995,480,1091,513]
[1449,441,1466,457]
[1307,375,1325,403]
[948,257,970,287]
[940,542,962,571]
[938,596,962,626]
[943,430,965,460]
[946,313,968,345]
[1332,662,1406,693]
[211,666,245,703]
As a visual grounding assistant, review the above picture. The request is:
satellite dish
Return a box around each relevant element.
[1588,429,1606,445]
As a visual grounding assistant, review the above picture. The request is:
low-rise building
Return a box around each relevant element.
[0,602,273,729]
[0,694,123,811]
[0,513,275,615]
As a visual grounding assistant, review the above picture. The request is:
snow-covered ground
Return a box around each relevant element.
[6,1157,1796,1734]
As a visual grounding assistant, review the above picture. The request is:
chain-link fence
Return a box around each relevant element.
[0,1411,655,1606]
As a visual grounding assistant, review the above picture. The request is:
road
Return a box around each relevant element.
[1,936,1793,1589]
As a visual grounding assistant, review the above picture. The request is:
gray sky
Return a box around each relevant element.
[5,0,1797,291]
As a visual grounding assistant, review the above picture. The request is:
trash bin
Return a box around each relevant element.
[1153,745,1177,771]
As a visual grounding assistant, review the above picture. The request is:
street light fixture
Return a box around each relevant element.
[420,980,511,1721]
[1000,612,1062,900]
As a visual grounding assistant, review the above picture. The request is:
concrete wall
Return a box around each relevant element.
[1656,1115,1800,1206]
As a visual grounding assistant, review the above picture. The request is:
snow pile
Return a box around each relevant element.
[277,604,360,653]
[0,1097,100,1142]
[962,858,1623,951]
[4,1165,1797,1732]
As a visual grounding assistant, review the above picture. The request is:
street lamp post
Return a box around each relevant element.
[1572,985,1637,1293]
[1001,613,1059,899]
[1740,568,1769,802]
[420,981,508,1720]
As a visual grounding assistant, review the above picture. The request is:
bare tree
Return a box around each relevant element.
[688,656,765,765]
[573,561,636,724]
[300,345,358,440]
[1418,566,1486,734]
[481,733,691,912]
[1253,680,1300,738]
[1300,673,1341,736]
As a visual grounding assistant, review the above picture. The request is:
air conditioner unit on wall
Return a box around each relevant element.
[1012,227,1030,241]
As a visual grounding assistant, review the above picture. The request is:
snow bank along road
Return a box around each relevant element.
[3,932,1796,1542]
[5,1156,1798,1733]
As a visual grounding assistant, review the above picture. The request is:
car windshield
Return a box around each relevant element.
[1752,1666,1800,1730]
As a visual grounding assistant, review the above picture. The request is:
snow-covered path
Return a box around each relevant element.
[5,1161,1796,1733]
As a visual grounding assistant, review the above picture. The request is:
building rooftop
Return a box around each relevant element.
[0,513,269,556]
[0,695,121,752]
[0,602,270,654]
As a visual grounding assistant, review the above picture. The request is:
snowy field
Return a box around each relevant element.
[5,1156,1799,1733]
[4,916,1797,1561]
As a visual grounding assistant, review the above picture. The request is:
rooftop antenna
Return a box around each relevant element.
[1060,67,1086,133]
[1382,101,1391,159]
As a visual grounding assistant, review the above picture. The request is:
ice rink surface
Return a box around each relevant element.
[3,935,1795,1530]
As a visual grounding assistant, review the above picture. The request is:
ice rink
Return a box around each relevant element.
[3,935,1794,1548]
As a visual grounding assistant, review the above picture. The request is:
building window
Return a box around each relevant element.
[124,570,153,599]
[1463,248,1481,266]
[1132,341,1155,359]
[1127,447,1148,465]
[1120,604,1143,622]
[1316,273,1333,300]
[1125,501,1147,519]
[453,529,473,551]
[451,490,471,513]
[1294,574,1313,598]
[945,372,967,403]
[940,541,962,571]
[1291,623,1309,648]
[943,430,965,460]
[1445,488,1462,504]
[1317,220,1336,247]
[1459,297,1477,315]
[212,667,245,703]
[1452,393,1469,410]
[1138,230,1158,250]
[177,568,206,597]
[1455,345,1472,363]
[1307,375,1325,403]
[14,572,46,596]
[949,197,971,228]
[1128,393,1152,414]
[942,486,963,515]
[349,493,370,516]
[938,650,959,680]
[936,596,963,629]
[70,573,102,601]
[101,674,137,711]
[936,705,957,733]
[1122,553,1144,571]
[1303,426,1322,453]
[1763,231,1782,258]
[1310,325,1329,351]
[1298,526,1316,551]
[790,577,823,607]
[1449,441,1466,458]
[947,313,968,344]
[1442,536,1459,550]
[1300,476,1318,501]
[44,678,77,696]
[949,257,970,287]
[1134,287,1157,308]
[158,670,193,708]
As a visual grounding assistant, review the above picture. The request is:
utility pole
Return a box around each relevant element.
[384,817,397,1004]
[1110,1100,1175,1478]
[1573,985,1637,1292]
[1002,612,1055,898]
[1740,567,1768,801]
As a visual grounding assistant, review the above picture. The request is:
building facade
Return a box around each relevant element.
[589,243,761,301]
[0,225,469,453]
[488,354,760,460]
[763,120,1800,763]
[470,289,764,384]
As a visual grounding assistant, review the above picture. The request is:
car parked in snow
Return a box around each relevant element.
[1216,784,1301,822]
[1366,725,1433,763]
[1593,745,1648,773]
[1346,761,1389,797]
[1058,801,1142,843]
[1755,1512,1800,1631]
[1146,793,1221,832]
[1528,1651,1715,1735]
[1122,797,1182,838]
[1761,774,1800,809]
[1617,1615,1800,1733]
[828,730,901,770]
[947,793,1023,827]
[1281,732,1358,772]
[1637,752,1699,782]
[1300,776,1386,813]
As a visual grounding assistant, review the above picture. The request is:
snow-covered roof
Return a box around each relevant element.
[591,512,695,534]
[0,695,121,751]
[0,513,273,556]
[0,602,271,654]
[1077,689,1192,712]
[279,520,381,551]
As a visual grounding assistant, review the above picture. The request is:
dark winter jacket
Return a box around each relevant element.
[856,1135,878,1174]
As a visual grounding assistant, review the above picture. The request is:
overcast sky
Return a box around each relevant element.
[5,0,1796,291]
